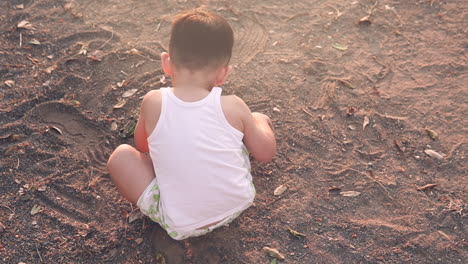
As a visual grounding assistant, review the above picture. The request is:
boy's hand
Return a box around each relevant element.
[252,112,273,130]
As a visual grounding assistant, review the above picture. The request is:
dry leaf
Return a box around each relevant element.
[159,75,166,84]
[332,43,348,51]
[4,80,15,87]
[38,186,47,192]
[49,126,63,135]
[362,116,370,129]
[45,64,57,74]
[340,191,361,197]
[15,4,25,9]
[128,210,143,223]
[17,20,34,30]
[348,125,356,130]
[358,15,371,25]
[273,184,287,196]
[328,186,342,192]
[135,238,143,244]
[417,183,437,191]
[29,39,41,45]
[135,60,145,68]
[263,247,285,260]
[425,129,438,140]
[122,89,138,98]
[424,149,444,160]
[273,107,280,112]
[113,99,127,109]
[117,80,125,88]
[110,121,118,131]
[30,204,42,215]
[288,228,306,237]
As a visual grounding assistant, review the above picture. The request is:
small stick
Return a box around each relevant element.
[16,158,20,169]
[36,245,43,262]
[301,108,314,117]
[19,32,22,48]
[97,30,114,50]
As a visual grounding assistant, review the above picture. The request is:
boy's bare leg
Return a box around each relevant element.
[107,144,155,204]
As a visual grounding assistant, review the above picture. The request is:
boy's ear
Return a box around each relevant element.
[214,65,232,86]
[161,52,173,76]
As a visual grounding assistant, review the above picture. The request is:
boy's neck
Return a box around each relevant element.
[172,67,216,92]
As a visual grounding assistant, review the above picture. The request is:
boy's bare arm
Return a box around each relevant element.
[236,98,276,162]
[134,112,149,153]
[134,90,162,153]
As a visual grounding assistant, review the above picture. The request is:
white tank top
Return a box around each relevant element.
[147,87,255,232]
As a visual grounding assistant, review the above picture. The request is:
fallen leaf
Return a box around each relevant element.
[110,121,118,131]
[45,64,57,74]
[273,184,287,196]
[30,204,42,215]
[362,116,370,129]
[4,80,15,87]
[87,50,104,61]
[288,228,306,237]
[332,43,348,51]
[417,183,437,191]
[117,80,125,88]
[5,145,20,155]
[38,186,47,192]
[29,39,41,45]
[113,99,127,109]
[156,253,166,264]
[357,15,371,25]
[12,134,27,141]
[348,125,356,130]
[15,4,25,9]
[425,129,438,140]
[128,48,141,55]
[135,60,145,68]
[347,107,356,116]
[159,75,166,84]
[340,191,361,197]
[263,247,285,260]
[135,238,143,244]
[273,107,280,113]
[17,20,34,30]
[424,149,444,160]
[49,126,63,135]
[128,210,143,223]
[122,89,138,98]
[328,186,342,192]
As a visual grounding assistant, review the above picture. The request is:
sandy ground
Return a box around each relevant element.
[1,0,467,263]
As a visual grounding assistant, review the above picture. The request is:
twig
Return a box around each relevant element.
[16,158,20,169]
[19,32,22,48]
[36,245,43,262]
[366,171,393,200]
[297,252,307,260]
[0,204,15,214]
[301,108,314,117]
[326,4,343,18]
[97,30,114,50]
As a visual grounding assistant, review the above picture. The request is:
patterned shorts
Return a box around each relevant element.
[137,178,253,240]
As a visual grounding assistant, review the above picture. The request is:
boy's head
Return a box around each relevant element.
[168,8,234,71]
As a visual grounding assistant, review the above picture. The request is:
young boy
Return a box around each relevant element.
[107,8,276,240]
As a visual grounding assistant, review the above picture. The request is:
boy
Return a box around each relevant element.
[107,8,276,240]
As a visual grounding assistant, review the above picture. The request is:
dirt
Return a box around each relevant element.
[1,0,467,263]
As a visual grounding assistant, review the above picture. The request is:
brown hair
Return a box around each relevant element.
[169,9,234,70]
